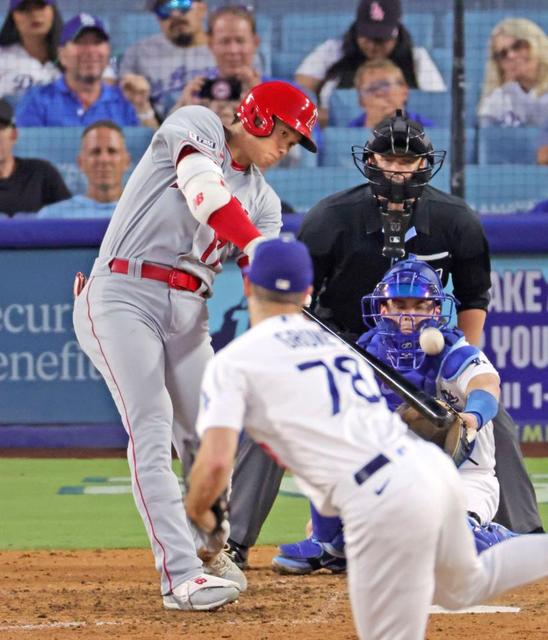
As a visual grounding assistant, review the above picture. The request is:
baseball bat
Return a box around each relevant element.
[302,307,454,429]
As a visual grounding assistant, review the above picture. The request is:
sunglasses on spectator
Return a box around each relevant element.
[359,79,405,96]
[154,0,197,20]
[493,39,530,62]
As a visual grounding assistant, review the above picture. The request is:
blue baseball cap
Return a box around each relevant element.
[10,0,55,9]
[60,13,109,46]
[245,238,313,293]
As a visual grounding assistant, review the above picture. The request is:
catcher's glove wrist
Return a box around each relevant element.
[397,401,476,468]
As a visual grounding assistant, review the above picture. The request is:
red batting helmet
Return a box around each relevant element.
[236,81,318,153]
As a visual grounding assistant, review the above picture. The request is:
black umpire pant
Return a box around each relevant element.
[228,404,543,550]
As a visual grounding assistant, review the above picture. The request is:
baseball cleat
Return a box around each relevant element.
[163,574,240,611]
[225,539,249,570]
[272,536,347,575]
[204,548,248,592]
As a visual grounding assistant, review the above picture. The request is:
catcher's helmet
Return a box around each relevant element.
[236,81,318,153]
[362,258,455,369]
[352,109,446,201]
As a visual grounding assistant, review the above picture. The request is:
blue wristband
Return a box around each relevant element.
[464,389,498,429]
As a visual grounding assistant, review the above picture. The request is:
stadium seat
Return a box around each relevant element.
[14,127,153,165]
[443,9,548,63]
[14,127,83,164]
[321,127,452,165]
[430,48,453,87]
[328,89,452,128]
[465,165,548,214]
[109,12,159,57]
[265,167,362,212]
[478,127,540,165]
[272,51,305,81]
[327,89,359,127]
[55,0,147,13]
[280,12,435,56]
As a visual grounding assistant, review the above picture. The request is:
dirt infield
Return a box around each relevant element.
[0,547,546,640]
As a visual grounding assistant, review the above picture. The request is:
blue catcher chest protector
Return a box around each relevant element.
[361,258,456,372]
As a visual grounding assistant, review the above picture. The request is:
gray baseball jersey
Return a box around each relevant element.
[97,105,281,294]
[73,104,281,595]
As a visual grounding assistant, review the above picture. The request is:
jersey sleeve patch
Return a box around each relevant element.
[441,345,482,381]
[188,130,217,150]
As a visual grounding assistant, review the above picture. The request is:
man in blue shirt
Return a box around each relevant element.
[37,120,130,218]
[16,14,143,127]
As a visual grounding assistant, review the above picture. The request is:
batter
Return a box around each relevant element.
[72,81,318,609]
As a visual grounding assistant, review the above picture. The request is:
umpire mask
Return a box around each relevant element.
[352,110,446,258]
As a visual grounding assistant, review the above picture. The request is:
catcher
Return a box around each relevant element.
[274,258,514,575]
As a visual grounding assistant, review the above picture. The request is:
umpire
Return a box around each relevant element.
[226,111,543,568]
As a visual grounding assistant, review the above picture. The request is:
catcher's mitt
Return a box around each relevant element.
[396,402,476,467]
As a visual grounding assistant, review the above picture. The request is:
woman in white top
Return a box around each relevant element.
[478,18,548,127]
[294,0,445,125]
[0,0,63,100]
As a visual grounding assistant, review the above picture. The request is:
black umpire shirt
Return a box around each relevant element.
[298,183,491,340]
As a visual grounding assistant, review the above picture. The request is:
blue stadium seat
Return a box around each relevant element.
[478,127,540,165]
[321,127,452,165]
[319,126,452,191]
[328,89,359,127]
[407,90,451,127]
[328,89,452,128]
[109,12,159,56]
[430,48,453,86]
[14,127,153,165]
[265,167,362,212]
[280,12,435,56]
[55,0,147,14]
[443,9,548,61]
[280,13,354,56]
[256,15,273,77]
[14,127,83,164]
[271,51,305,81]
[265,163,456,213]
[465,165,548,214]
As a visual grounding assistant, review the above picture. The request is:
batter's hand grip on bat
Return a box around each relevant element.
[302,307,454,429]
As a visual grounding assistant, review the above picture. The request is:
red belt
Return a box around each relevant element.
[109,259,202,293]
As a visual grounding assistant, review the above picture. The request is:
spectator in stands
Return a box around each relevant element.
[0,98,70,216]
[37,120,130,219]
[0,0,63,100]
[294,0,445,126]
[172,5,263,123]
[120,0,216,120]
[478,18,548,127]
[349,59,433,128]
[15,14,155,128]
[538,120,548,164]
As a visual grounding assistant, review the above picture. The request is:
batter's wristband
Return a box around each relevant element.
[464,389,498,429]
[208,196,261,251]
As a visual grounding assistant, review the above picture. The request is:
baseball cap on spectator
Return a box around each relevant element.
[60,13,109,46]
[0,99,15,126]
[356,0,401,40]
[245,238,313,293]
[10,0,55,8]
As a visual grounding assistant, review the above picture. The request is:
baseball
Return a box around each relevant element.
[419,327,445,355]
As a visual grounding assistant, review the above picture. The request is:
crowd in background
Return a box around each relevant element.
[0,0,547,218]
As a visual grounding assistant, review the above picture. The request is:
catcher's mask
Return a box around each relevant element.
[362,258,455,370]
[352,109,446,203]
